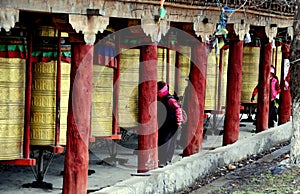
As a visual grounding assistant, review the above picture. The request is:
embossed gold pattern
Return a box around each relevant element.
[30,61,70,146]
[91,65,113,137]
[0,58,25,160]
[241,47,260,103]
[118,49,140,128]
[178,46,191,97]
[205,48,228,111]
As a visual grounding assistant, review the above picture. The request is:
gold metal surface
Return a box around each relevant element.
[91,65,113,137]
[204,48,228,111]
[205,49,218,110]
[30,61,70,146]
[118,49,140,128]
[178,46,191,100]
[241,46,260,103]
[0,58,25,160]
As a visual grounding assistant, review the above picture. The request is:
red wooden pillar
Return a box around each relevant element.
[112,35,121,135]
[138,44,158,173]
[23,31,33,160]
[278,44,291,124]
[63,44,93,194]
[223,40,243,145]
[55,30,62,148]
[183,42,207,156]
[256,42,273,132]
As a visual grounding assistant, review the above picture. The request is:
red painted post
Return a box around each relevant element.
[183,42,207,156]
[138,44,158,173]
[256,42,273,132]
[63,44,93,194]
[55,30,61,147]
[23,32,33,159]
[278,44,291,124]
[112,35,121,135]
[223,40,243,146]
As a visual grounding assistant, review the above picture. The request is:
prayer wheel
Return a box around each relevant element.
[118,49,140,128]
[157,48,167,82]
[30,61,70,146]
[204,48,228,110]
[205,50,217,110]
[157,48,176,94]
[273,45,282,82]
[205,50,218,110]
[221,49,229,108]
[91,65,113,137]
[241,46,260,103]
[178,46,191,98]
[0,58,25,160]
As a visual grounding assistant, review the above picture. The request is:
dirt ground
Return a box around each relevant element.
[180,141,300,194]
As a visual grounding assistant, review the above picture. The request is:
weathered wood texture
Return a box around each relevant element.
[223,40,243,145]
[63,44,93,194]
[138,44,158,172]
[256,42,272,132]
[0,1,294,28]
[279,44,291,125]
[183,42,207,156]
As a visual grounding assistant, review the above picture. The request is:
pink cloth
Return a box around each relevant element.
[158,84,169,98]
[270,76,280,101]
[167,98,183,123]
[158,83,183,123]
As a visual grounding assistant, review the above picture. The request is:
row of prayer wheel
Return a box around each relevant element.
[0,44,282,160]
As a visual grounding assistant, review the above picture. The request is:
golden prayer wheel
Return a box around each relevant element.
[205,50,218,110]
[177,46,191,100]
[118,49,140,128]
[157,48,177,94]
[272,46,282,83]
[91,65,113,137]
[241,46,260,103]
[0,58,25,160]
[157,48,166,82]
[30,61,70,146]
[204,48,228,111]
[221,49,229,108]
